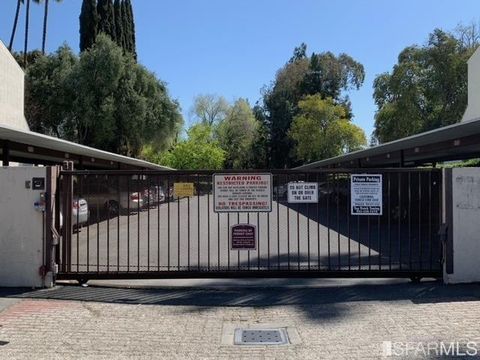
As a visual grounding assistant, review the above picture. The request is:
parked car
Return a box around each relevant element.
[142,185,165,207]
[60,198,89,230]
[84,182,144,216]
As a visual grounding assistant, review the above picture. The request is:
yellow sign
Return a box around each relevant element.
[174,182,195,197]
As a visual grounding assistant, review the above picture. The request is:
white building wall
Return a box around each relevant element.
[0,167,51,287]
[462,46,480,122]
[0,40,29,131]
[444,167,480,284]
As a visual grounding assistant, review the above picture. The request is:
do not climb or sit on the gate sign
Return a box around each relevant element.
[287,182,318,203]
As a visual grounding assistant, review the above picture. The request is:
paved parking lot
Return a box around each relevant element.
[1,280,480,359]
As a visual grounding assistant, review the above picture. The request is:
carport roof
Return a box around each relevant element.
[296,117,480,169]
[0,123,172,170]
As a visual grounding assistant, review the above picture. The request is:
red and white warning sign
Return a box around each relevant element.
[213,173,272,212]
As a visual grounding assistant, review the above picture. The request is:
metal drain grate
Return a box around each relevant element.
[234,328,288,345]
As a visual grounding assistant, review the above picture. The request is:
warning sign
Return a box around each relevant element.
[213,173,272,212]
[351,174,383,215]
[231,224,256,250]
[287,182,318,203]
[174,182,194,197]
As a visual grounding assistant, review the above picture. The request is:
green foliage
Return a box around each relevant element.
[155,124,226,170]
[262,43,365,168]
[97,0,114,38]
[25,34,182,157]
[79,0,98,52]
[113,0,124,50]
[288,95,366,163]
[216,99,259,168]
[373,27,478,144]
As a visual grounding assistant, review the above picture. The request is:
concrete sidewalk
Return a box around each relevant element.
[1,280,480,359]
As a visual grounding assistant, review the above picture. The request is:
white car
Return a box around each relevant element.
[60,198,89,230]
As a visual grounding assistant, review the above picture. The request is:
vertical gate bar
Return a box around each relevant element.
[237,212,240,269]
[378,197,381,270]
[408,172,412,270]
[178,175,181,270]
[347,171,351,271]
[357,201,361,270]
[76,175,81,272]
[428,171,432,270]
[398,172,402,270]
[368,214,371,270]
[438,171,443,270]
[187,192,190,269]
[117,175,120,272]
[167,175,170,271]
[217,209,220,270]
[127,176,130,271]
[247,212,250,270]
[257,212,260,270]
[297,176,300,270]
[227,213,230,270]
[60,175,66,273]
[157,175,160,271]
[137,176,140,272]
[307,173,310,270]
[86,175,90,272]
[327,173,331,270]
[287,173,290,270]
[336,173,340,270]
[107,175,110,272]
[388,173,392,271]
[418,172,422,270]
[147,176,151,271]
[207,175,211,271]
[317,172,320,269]
[267,199,270,269]
[96,176,100,273]
[277,174,280,269]
[197,174,200,270]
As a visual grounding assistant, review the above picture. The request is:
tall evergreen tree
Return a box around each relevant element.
[113,0,124,49]
[126,0,136,59]
[97,0,115,39]
[79,0,98,52]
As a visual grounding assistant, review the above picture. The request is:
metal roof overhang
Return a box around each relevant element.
[0,124,172,170]
[296,117,480,169]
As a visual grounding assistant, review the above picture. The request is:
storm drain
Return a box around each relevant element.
[234,328,289,345]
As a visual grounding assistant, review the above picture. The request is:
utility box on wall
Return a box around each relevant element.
[0,166,52,287]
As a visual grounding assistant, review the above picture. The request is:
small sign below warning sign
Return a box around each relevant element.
[351,174,383,215]
[231,224,256,250]
[287,182,318,203]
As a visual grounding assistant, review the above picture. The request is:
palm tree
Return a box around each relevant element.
[23,0,30,65]
[8,0,23,51]
[36,0,62,55]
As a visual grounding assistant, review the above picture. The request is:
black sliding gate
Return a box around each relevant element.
[56,169,443,281]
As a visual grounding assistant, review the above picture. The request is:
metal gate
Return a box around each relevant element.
[56,169,443,281]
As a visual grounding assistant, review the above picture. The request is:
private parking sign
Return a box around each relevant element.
[351,174,383,215]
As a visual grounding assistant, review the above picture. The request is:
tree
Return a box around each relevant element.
[8,0,23,51]
[216,99,259,168]
[97,0,115,39]
[373,27,478,143]
[288,95,366,163]
[79,0,98,52]
[23,0,31,65]
[125,0,136,58]
[24,34,183,156]
[113,0,124,50]
[262,43,365,168]
[191,94,230,126]
[156,124,226,170]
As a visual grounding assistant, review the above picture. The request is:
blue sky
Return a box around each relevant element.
[1,0,478,139]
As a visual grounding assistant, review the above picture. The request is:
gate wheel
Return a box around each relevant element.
[410,276,422,283]
[78,278,88,286]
